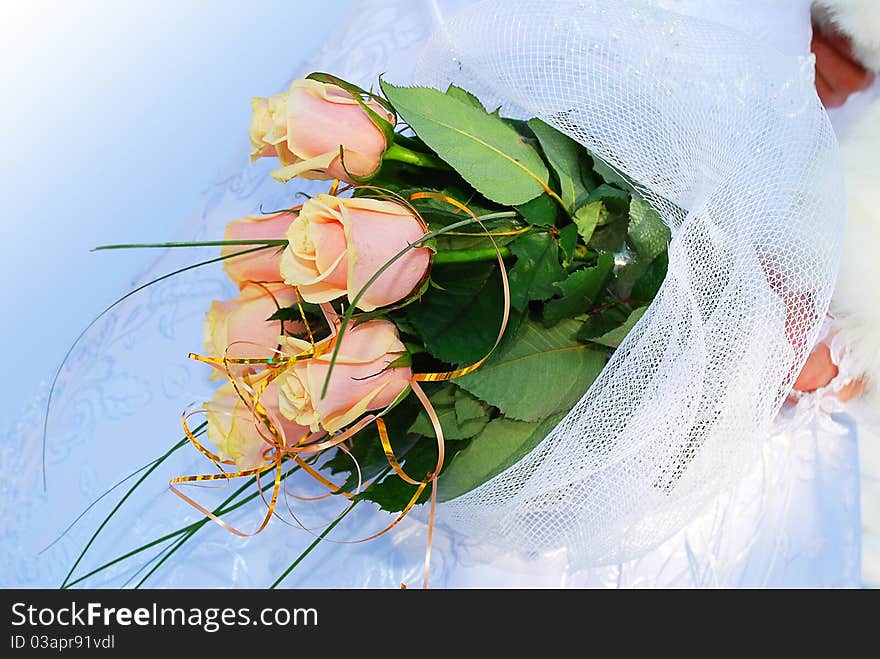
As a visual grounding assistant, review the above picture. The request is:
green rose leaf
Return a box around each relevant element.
[557,223,579,266]
[584,184,630,217]
[577,304,631,342]
[407,263,504,365]
[444,84,484,110]
[507,232,567,311]
[409,406,487,441]
[628,196,670,261]
[454,387,488,424]
[323,402,420,493]
[438,414,565,501]
[457,317,606,421]
[516,193,558,227]
[380,81,549,205]
[584,306,648,348]
[408,385,488,440]
[527,118,591,211]
[607,196,670,299]
[356,437,439,512]
[631,252,668,302]
[587,217,630,252]
[573,202,606,243]
[543,253,615,326]
[591,153,633,190]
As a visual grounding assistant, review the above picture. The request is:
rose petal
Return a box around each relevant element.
[341,200,431,311]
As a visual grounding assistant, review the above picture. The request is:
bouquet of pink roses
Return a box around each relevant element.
[71,71,669,587]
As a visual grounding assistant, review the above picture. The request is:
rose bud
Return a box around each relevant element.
[249,94,295,163]
[281,194,431,312]
[221,211,297,286]
[205,379,311,470]
[204,282,300,364]
[249,78,393,183]
[276,319,410,433]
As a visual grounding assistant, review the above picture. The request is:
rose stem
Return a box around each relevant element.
[383,142,452,171]
[433,243,596,265]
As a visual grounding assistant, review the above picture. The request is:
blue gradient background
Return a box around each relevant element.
[0,0,351,421]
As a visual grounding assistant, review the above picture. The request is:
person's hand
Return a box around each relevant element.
[812,21,875,108]
[792,340,865,401]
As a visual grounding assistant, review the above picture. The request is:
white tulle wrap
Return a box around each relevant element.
[405,0,844,565]
[1,0,850,587]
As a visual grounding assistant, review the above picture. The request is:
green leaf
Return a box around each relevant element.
[527,118,590,212]
[558,223,579,267]
[542,253,614,326]
[266,304,317,323]
[502,117,536,139]
[587,218,630,252]
[438,414,565,501]
[573,202,605,243]
[380,81,549,205]
[454,387,487,424]
[508,232,567,311]
[407,263,503,365]
[445,84,484,109]
[516,193,558,227]
[584,184,630,217]
[631,252,668,302]
[356,437,437,512]
[591,154,633,190]
[588,306,647,348]
[576,304,632,341]
[324,402,420,492]
[409,405,487,440]
[408,385,488,440]
[430,383,457,406]
[430,221,523,253]
[627,196,670,262]
[606,197,671,300]
[457,318,606,421]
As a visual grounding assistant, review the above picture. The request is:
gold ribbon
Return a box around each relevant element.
[171,188,511,588]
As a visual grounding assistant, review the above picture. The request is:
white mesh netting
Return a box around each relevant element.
[411,0,844,565]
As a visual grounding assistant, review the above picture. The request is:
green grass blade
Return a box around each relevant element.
[68,462,301,588]
[59,427,202,588]
[93,240,287,251]
[41,243,276,491]
[41,454,163,555]
[270,500,358,589]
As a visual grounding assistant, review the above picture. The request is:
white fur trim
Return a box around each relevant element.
[831,99,880,406]
[813,0,880,71]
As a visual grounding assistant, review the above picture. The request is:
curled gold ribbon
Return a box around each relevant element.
[172,189,511,588]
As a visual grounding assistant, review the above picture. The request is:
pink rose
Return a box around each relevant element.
[205,379,311,470]
[204,282,299,364]
[281,194,431,312]
[276,319,411,433]
[249,78,393,184]
[221,211,297,286]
